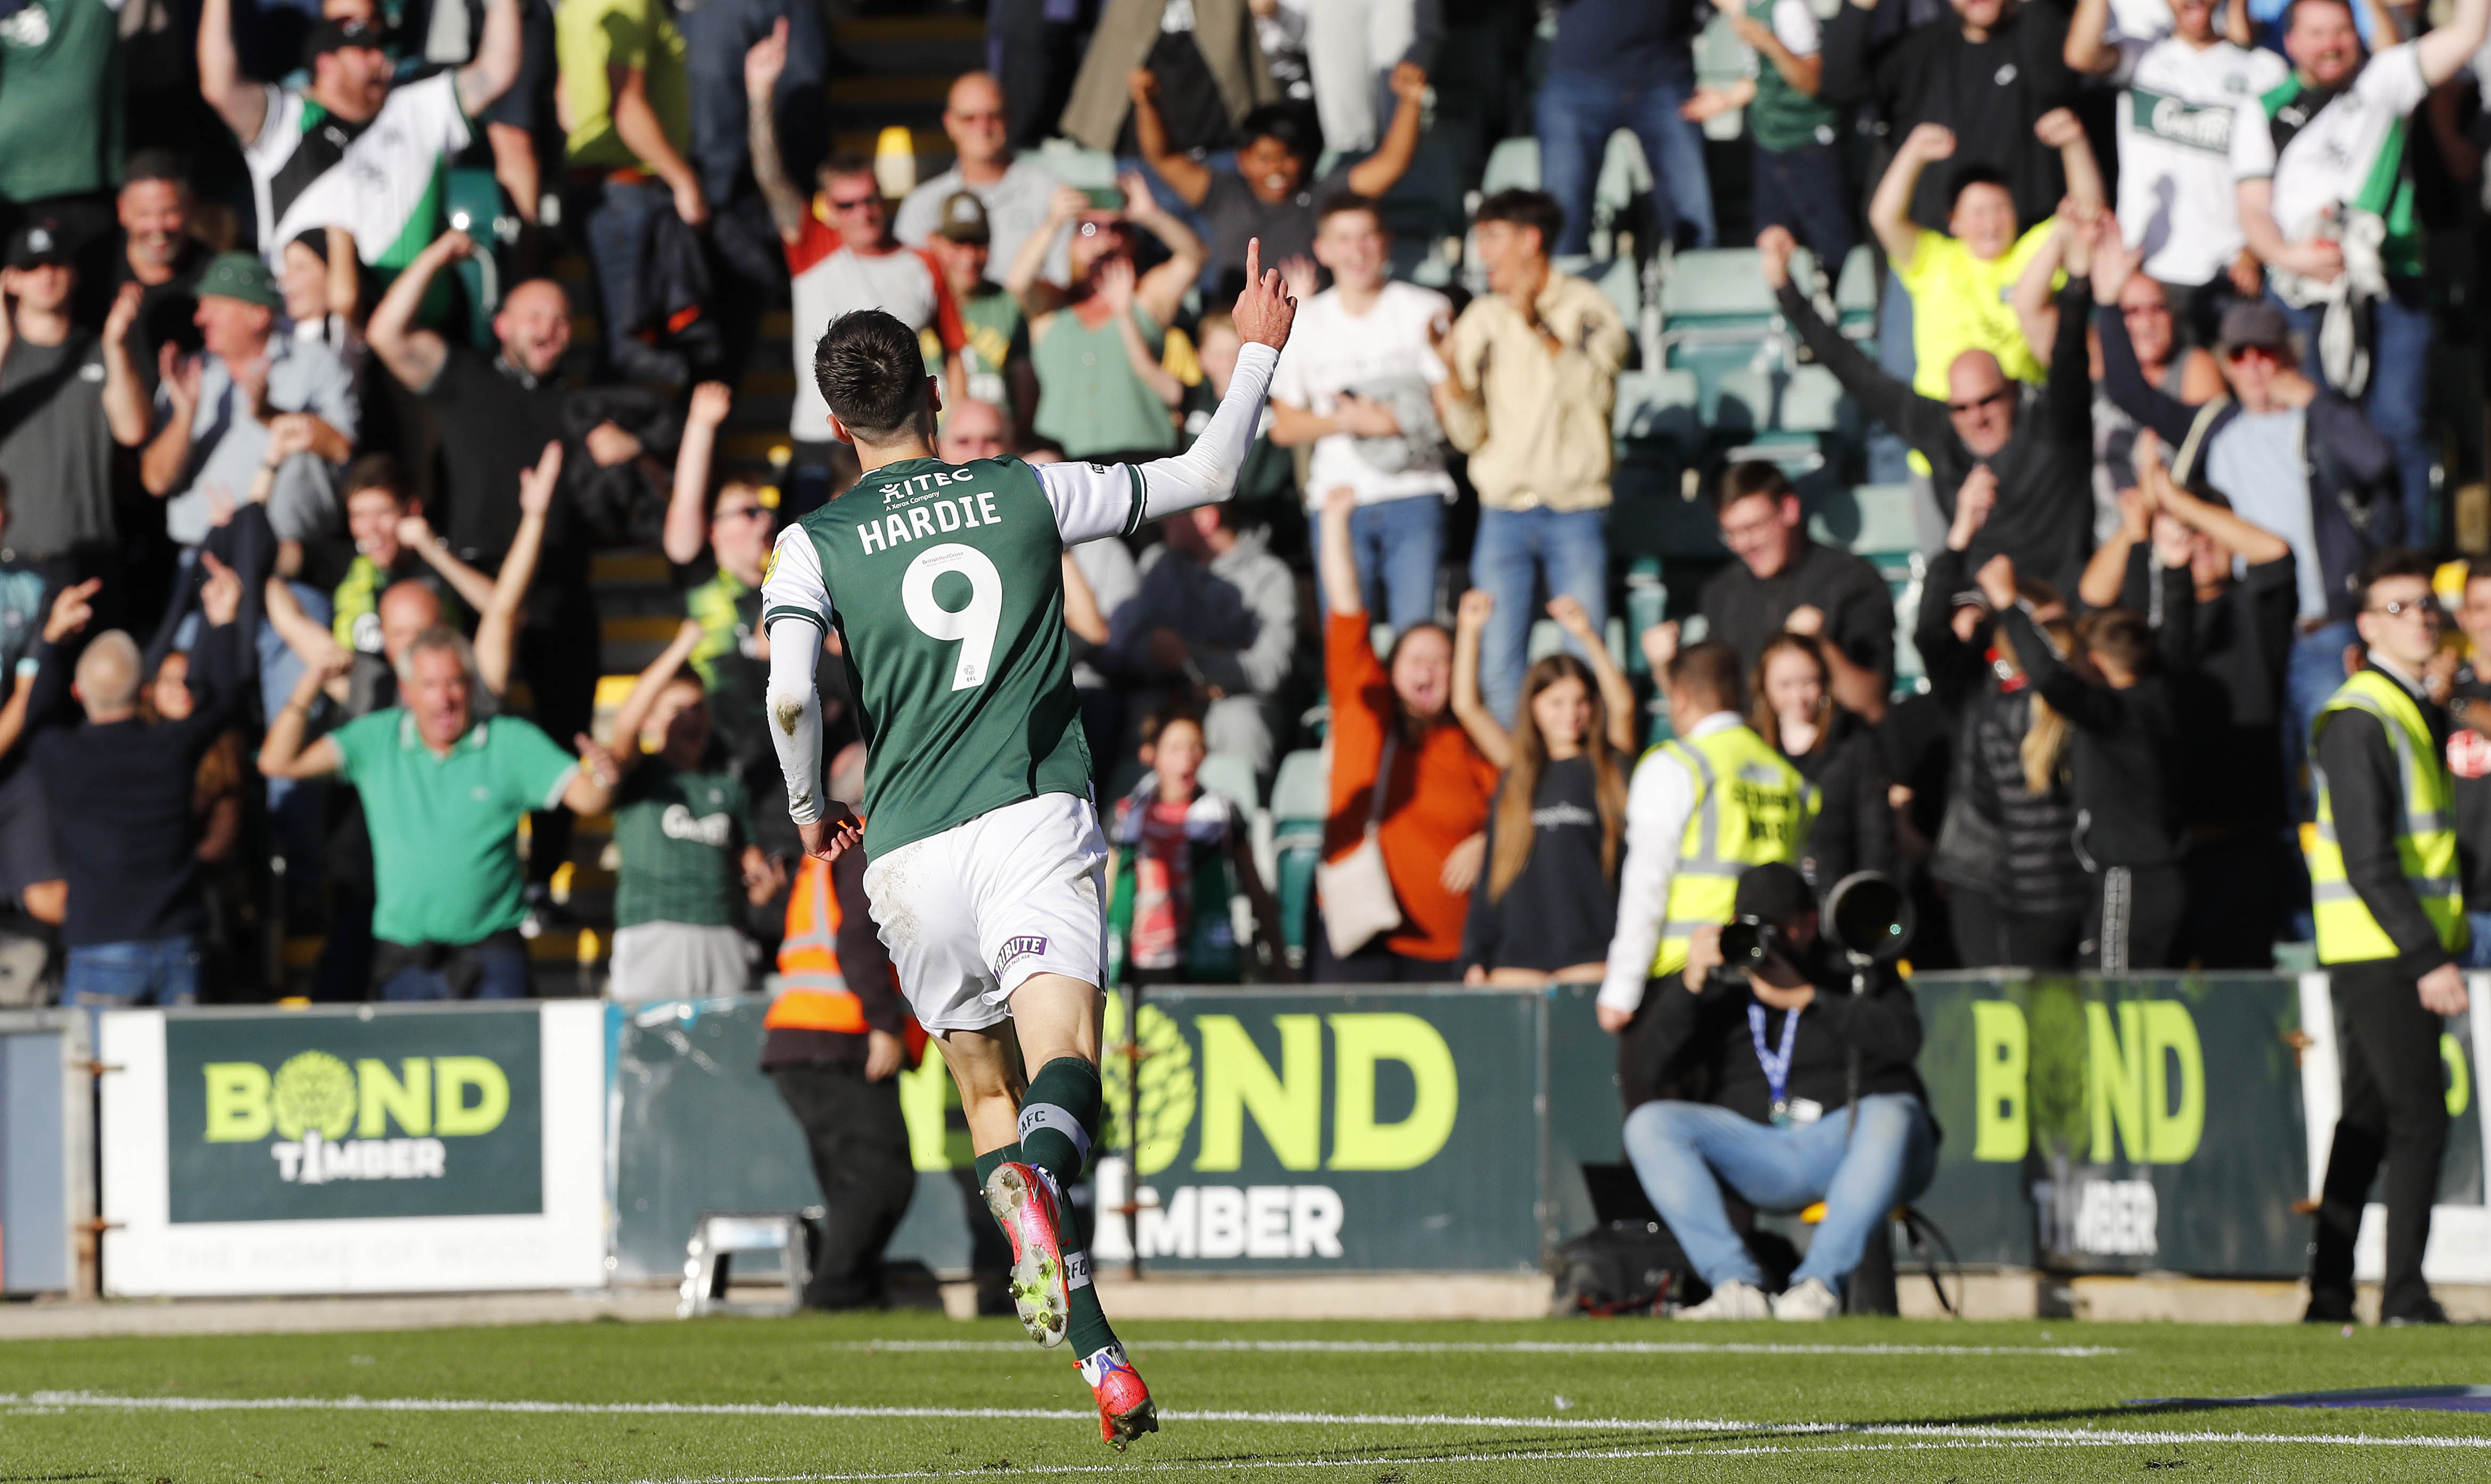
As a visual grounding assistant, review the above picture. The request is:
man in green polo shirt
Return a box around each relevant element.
[260,627,618,999]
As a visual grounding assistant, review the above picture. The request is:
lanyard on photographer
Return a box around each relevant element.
[1747,1002,1800,1126]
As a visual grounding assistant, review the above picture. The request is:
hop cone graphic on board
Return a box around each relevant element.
[271,1051,358,1140]
[1103,994,1195,1176]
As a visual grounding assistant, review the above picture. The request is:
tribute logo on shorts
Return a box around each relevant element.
[995,935,1050,976]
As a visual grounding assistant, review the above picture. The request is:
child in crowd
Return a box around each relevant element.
[1104,703,1286,986]
[603,620,787,1000]
[1749,632,1892,893]
[1871,116,2102,401]
[1450,588,1635,986]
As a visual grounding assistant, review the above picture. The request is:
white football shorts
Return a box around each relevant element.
[860,790,1110,1033]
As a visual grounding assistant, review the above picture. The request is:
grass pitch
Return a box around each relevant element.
[2,1310,2485,1481]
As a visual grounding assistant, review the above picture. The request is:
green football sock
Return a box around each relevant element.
[1017,1057,1117,1361]
[973,1143,1024,1191]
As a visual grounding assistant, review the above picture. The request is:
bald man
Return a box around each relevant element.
[936,399,1012,464]
[895,72,1067,287]
[1761,226,2094,599]
[29,559,248,1009]
[370,229,629,918]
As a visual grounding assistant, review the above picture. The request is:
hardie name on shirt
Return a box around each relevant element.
[859,468,1003,555]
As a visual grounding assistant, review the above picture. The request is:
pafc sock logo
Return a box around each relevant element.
[994,935,1050,976]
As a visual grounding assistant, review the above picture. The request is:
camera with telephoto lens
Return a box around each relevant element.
[1715,914,1787,969]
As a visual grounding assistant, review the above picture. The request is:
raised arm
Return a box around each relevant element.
[1316,485,1364,619]
[664,382,731,565]
[608,619,705,773]
[1761,228,1952,451]
[139,345,201,496]
[745,20,806,244]
[2421,0,2491,86]
[1869,123,1950,271]
[100,284,151,448]
[1450,589,1514,768]
[2146,432,2289,565]
[1125,172,1207,327]
[1550,592,1638,755]
[2081,485,2152,610]
[1984,558,2123,731]
[1126,70,1211,205]
[2064,0,2119,76]
[474,441,562,697]
[197,0,268,144]
[455,0,522,118]
[1101,242,1294,525]
[2035,108,2106,219]
[1098,259,1182,408]
[399,512,499,615]
[1342,63,1430,199]
[2009,219,2069,368]
[2090,230,2201,446]
[258,654,350,781]
[367,231,467,392]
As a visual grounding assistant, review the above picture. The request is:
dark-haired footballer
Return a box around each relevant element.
[761,243,1298,1449]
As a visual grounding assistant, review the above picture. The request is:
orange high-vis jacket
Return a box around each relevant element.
[769,856,927,1057]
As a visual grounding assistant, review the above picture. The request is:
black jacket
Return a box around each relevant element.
[1788,714,1893,893]
[2317,662,2458,978]
[1625,941,1928,1124]
[1916,547,2089,916]
[1999,593,2190,871]
[1785,280,2095,602]
[2097,303,2399,623]
[1820,0,2077,231]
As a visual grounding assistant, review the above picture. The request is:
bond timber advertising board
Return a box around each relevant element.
[99,1002,607,1296]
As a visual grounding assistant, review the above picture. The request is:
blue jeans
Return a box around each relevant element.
[1469,506,1609,724]
[1535,62,1715,255]
[1623,1093,1939,1296]
[67,937,200,1008]
[1317,495,1445,638]
[2273,280,2433,547]
[378,939,533,1002]
[2467,913,2491,970]
[2286,620,2356,823]
[1753,142,1857,273]
[577,177,688,384]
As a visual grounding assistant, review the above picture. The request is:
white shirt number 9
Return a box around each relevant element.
[902,543,1004,690]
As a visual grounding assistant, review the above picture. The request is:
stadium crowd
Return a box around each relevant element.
[0,0,2488,1010]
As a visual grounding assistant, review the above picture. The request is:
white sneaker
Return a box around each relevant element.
[1678,1279,1771,1320]
[1772,1278,1841,1321]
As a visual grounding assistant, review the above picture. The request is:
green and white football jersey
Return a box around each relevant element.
[761,455,1148,857]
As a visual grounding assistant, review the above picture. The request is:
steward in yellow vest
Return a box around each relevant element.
[2299,551,2471,1328]
[1597,641,1818,1039]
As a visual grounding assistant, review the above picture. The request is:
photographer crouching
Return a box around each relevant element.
[1622,862,1934,1321]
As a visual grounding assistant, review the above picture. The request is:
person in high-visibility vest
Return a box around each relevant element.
[2304,549,2471,1327]
[1595,638,1817,1050]
[761,741,924,1309]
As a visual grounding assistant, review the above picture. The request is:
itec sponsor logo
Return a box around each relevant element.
[201,1051,513,1184]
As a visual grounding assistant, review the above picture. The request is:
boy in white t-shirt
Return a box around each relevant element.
[2066,0,2286,323]
[2230,0,2488,542]
[1267,198,1453,636]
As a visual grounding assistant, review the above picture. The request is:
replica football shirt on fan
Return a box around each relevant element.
[2108,34,2287,287]
[247,73,471,274]
[2230,39,2431,276]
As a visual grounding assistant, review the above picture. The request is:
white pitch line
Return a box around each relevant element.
[823,1339,2125,1359]
[9,1392,2489,1452]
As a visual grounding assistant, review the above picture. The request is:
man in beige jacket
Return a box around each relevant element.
[1434,188,1630,723]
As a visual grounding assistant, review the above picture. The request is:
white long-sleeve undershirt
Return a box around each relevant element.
[1597,711,1743,1016]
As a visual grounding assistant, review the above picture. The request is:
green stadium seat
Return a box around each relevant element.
[1268,748,1331,960]
[1777,365,1847,434]
[445,167,517,344]
[1613,368,1702,446]
[1594,255,1642,337]
[1834,244,1879,328]
[1480,136,1540,194]
[1808,482,1923,554]
[1692,14,1751,141]
[1034,138,1118,189]
[1197,751,1259,813]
